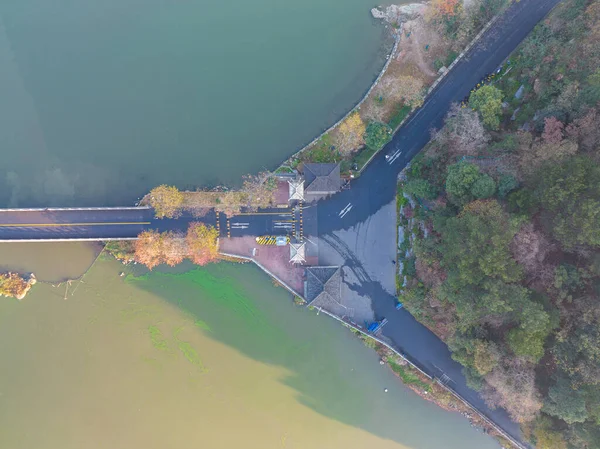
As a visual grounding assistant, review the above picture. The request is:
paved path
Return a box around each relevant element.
[314,0,561,443]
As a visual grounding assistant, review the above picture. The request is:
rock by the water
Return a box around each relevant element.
[371,4,426,24]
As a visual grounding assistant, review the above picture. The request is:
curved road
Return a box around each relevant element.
[314,0,561,444]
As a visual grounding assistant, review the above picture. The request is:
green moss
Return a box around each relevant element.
[148,325,170,351]
[388,359,431,391]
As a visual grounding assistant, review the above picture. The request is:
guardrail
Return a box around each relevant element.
[0,206,151,212]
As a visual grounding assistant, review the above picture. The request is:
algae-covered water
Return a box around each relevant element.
[0,260,500,449]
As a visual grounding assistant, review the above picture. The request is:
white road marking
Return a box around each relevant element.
[339,205,353,219]
[387,149,402,164]
[338,203,352,217]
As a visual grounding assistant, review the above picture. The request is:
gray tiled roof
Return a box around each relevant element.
[303,163,341,194]
[304,266,341,305]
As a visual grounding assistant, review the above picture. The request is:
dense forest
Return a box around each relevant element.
[398,0,600,447]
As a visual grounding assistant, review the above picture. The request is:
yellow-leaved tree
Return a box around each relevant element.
[149,185,184,218]
[186,223,219,266]
[337,111,366,154]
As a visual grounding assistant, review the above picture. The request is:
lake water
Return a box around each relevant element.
[0,260,499,449]
[0,1,500,447]
[0,0,390,207]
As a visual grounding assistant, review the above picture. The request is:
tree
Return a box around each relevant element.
[439,200,522,289]
[469,85,504,129]
[543,376,589,424]
[510,223,550,275]
[240,171,277,211]
[134,230,165,269]
[483,358,542,423]
[404,179,438,200]
[534,156,600,248]
[186,223,219,266]
[497,174,518,198]
[161,232,186,266]
[507,327,547,362]
[337,111,366,154]
[445,161,481,205]
[0,273,31,299]
[364,121,392,150]
[531,416,567,449]
[149,185,184,219]
[430,0,460,17]
[471,174,496,199]
[437,104,489,155]
[542,116,564,144]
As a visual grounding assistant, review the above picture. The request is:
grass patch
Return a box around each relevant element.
[388,359,431,391]
[300,134,340,163]
[388,104,413,130]
[351,146,377,171]
[275,166,294,174]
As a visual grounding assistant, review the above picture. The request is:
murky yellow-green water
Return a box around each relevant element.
[0,259,499,449]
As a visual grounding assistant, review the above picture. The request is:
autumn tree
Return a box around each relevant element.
[436,104,489,155]
[186,223,219,266]
[240,171,276,211]
[161,232,187,266]
[337,111,366,154]
[483,358,542,423]
[134,230,165,269]
[430,0,460,17]
[469,85,504,129]
[542,116,564,144]
[149,185,184,219]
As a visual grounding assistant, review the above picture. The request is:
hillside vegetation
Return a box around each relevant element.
[398,0,600,447]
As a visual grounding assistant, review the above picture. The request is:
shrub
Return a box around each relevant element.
[364,121,393,150]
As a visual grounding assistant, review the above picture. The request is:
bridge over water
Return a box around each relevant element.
[0,206,297,242]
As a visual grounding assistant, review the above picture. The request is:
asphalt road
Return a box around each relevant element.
[314,0,561,443]
[0,208,153,241]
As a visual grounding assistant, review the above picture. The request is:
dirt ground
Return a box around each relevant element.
[361,17,446,123]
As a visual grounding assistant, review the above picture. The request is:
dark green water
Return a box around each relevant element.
[0,0,388,207]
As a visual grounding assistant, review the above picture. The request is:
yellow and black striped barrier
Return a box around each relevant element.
[255,236,290,246]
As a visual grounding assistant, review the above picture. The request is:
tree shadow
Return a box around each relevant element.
[127,261,498,449]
